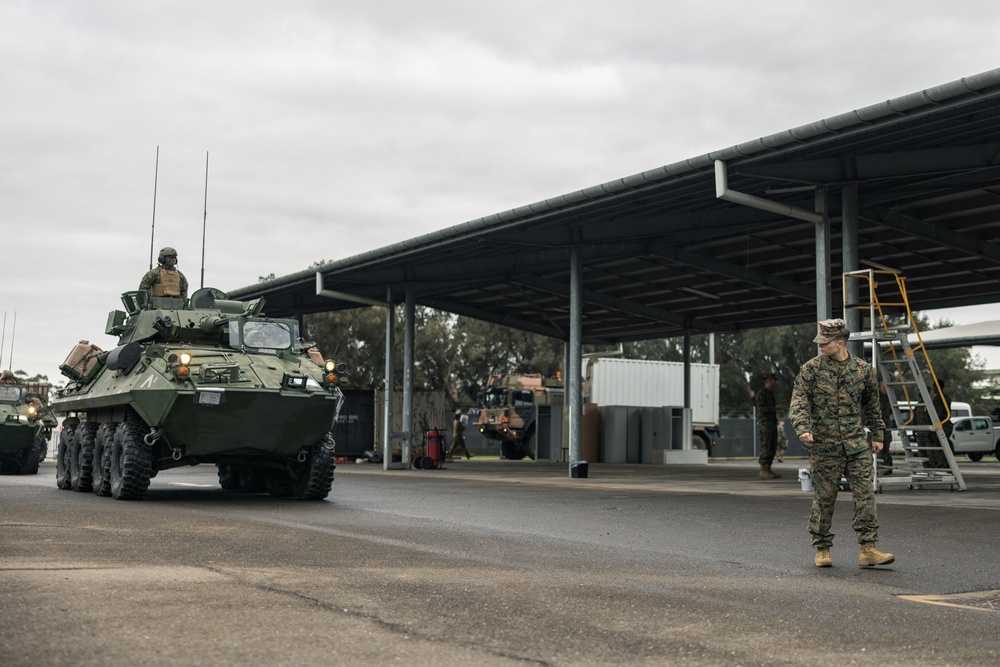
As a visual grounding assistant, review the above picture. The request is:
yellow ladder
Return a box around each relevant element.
[843,269,966,491]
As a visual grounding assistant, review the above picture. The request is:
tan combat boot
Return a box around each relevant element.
[759,464,781,479]
[859,542,895,567]
[814,547,832,567]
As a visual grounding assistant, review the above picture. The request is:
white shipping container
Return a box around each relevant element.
[586,358,719,426]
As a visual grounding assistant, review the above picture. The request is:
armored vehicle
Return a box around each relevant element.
[0,376,56,475]
[51,287,347,500]
[475,373,564,460]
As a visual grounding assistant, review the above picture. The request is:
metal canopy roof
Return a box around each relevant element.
[230,68,1000,344]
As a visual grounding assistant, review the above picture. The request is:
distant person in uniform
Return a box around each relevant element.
[755,373,784,479]
[449,410,472,459]
[1,370,16,384]
[790,318,893,569]
[139,247,189,298]
[775,420,789,463]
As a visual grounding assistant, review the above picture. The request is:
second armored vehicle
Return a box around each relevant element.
[0,376,55,475]
[51,287,347,500]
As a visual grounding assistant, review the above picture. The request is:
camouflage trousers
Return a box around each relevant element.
[807,446,879,548]
[757,421,777,466]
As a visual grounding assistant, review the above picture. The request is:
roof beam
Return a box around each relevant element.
[650,246,814,299]
[514,277,735,333]
[875,211,1000,265]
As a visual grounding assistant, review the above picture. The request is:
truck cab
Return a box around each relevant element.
[950,415,1000,461]
[889,400,1000,461]
[475,373,564,460]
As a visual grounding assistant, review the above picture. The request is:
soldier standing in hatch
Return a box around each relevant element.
[790,318,894,568]
[139,247,189,299]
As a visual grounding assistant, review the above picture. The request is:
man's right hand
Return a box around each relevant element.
[799,432,814,444]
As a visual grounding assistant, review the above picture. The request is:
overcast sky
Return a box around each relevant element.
[3,0,1000,385]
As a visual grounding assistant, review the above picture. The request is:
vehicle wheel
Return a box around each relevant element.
[292,435,336,500]
[237,466,268,492]
[967,452,984,462]
[37,434,49,463]
[500,441,527,460]
[692,432,713,456]
[110,421,153,500]
[995,442,1000,461]
[17,439,42,475]
[71,422,98,492]
[217,464,241,490]
[92,423,117,497]
[56,424,76,490]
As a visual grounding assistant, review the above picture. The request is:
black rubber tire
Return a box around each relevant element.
[292,435,336,500]
[37,433,49,463]
[71,422,98,492]
[968,452,984,462]
[92,423,117,497]
[217,464,241,490]
[110,421,153,500]
[56,424,76,490]
[17,439,42,475]
[500,441,528,461]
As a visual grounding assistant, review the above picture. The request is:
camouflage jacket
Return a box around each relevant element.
[755,386,777,425]
[789,353,883,455]
[138,266,189,298]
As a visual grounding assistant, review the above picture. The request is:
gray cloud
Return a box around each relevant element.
[3,0,1000,382]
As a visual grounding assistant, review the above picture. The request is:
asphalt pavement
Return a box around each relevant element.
[2,458,999,666]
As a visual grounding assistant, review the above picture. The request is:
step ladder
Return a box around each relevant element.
[843,269,966,491]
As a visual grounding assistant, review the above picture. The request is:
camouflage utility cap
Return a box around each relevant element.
[813,318,848,344]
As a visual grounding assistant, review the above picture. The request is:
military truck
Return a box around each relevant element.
[51,287,347,500]
[0,375,56,474]
[475,373,564,460]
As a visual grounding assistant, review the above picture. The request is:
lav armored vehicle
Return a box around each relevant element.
[0,376,56,474]
[51,287,347,500]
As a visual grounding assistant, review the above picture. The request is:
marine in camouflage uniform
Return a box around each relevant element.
[139,246,189,299]
[755,374,781,478]
[790,319,894,568]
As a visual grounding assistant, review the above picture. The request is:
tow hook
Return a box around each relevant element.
[297,448,309,462]
[144,428,162,446]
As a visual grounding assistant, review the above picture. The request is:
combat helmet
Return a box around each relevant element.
[157,247,178,264]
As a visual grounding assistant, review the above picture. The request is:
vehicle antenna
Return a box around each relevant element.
[0,311,6,369]
[201,150,209,289]
[7,311,15,372]
[149,146,160,271]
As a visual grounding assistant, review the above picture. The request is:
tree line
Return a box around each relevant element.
[303,306,992,417]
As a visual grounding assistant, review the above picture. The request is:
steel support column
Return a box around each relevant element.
[382,287,396,470]
[815,187,832,321]
[401,287,415,467]
[568,248,583,475]
[842,183,861,355]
